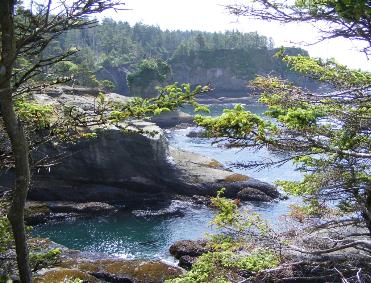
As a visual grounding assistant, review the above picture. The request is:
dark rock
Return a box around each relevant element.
[178,255,197,270]
[186,129,207,138]
[169,240,211,259]
[191,195,211,206]
[46,201,117,214]
[237,187,274,202]
[90,272,133,282]
[24,201,118,225]
[151,110,194,128]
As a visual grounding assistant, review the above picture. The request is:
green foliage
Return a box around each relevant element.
[295,0,370,22]
[168,190,279,282]
[0,217,12,253]
[109,83,210,123]
[281,55,371,87]
[100,79,115,91]
[65,278,83,283]
[210,189,271,236]
[33,20,284,92]
[166,250,279,283]
[14,99,53,129]
[195,104,270,143]
[196,55,371,231]
[127,58,171,96]
[29,248,62,271]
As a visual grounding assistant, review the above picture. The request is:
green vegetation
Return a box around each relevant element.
[196,53,371,237]
[167,190,279,282]
[167,250,278,283]
[30,248,62,272]
[0,217,12,253]
[65,279,83,283]
[127,58,171,97]
[40,20,301,94]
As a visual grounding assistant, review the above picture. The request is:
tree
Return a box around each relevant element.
[0,3,212,282]
[195,33,207,50]
[195,0,371,256]
[0,2,128,281]
[226,0,371,54]
[127,58,171,98]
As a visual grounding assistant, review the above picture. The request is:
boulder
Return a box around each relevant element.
[178,255,197,270]
[151,110,194,128]
[237,187,274,202]
[169,240,211,259]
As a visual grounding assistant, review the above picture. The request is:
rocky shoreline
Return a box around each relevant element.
[1,87,280,208]
[1,236,184,283]
[0,87,284,282]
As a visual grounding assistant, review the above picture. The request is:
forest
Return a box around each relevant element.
[42,20,307,95]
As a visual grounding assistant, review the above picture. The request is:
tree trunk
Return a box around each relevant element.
[0,0,32,282]
[0,93,32,283]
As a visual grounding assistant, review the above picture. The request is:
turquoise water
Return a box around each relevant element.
[32,103,302,261]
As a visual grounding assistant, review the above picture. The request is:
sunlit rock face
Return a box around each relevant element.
[1,87,279,207]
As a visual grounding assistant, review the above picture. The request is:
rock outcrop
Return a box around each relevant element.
[2,236,183,283]
[0,87,279,207]
[169,240,211,270]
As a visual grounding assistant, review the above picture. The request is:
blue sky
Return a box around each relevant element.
[99,0,370,71]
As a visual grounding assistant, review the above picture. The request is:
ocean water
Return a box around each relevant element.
[32,103,302,261]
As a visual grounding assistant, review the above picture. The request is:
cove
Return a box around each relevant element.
[32,102,302,261]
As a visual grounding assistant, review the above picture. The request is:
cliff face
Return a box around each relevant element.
[30,121,176,205]
[170,64,246,93]
[92,47,317,96]
[170,48,317,94]
[0,88,279,207]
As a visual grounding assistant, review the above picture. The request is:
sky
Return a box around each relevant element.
[99,0,371,71]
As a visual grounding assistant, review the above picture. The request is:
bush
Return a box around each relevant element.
[30,248,62,271]
[0,217,12,253]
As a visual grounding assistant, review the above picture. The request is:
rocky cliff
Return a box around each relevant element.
[90,48,318,97]
[169,48,318,95]
[0,87,279,207]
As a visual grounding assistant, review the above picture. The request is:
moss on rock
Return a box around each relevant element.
[34,268,100,283]
[105,260,183,283]
[59,258,183,283]
[223,173,249,183]
[206,160,224,169]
